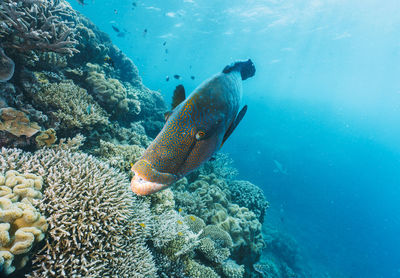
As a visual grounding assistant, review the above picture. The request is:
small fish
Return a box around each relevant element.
[130,162,134,168]
[86,104,92,115]
[178,208,182,212]
[76,0,85,6]
[139,223,146,228]
[177,220,183,225]
[165,49,169,54]
[189,215,196,221]
[132,2,137,7]
[273,159,288,175]
[165,76,170,82]
[112,25,120,33]
[163,41,167,46]
[173,74,181,80]
[104,56,115,67]
[143,28,148,37]
[130,60,255,195]
[190,76,195,80]
[177,232,183,236]
[114,9,118,14]
[117,32,126,38]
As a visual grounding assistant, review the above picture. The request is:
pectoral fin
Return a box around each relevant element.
[221,105,247,148]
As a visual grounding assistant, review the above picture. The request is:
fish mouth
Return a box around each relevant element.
[130,173,169,196]
[130,159,178,196]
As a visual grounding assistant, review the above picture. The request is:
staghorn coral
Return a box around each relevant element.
[0,47,14,82]
[0,107,41,137]
[94,139,145,176]
[0,0,78,55]
[32,80,109,130]
[0,147,157,277]
[0,170,47,275]
[35,128,57,147]
[228,180,269,223]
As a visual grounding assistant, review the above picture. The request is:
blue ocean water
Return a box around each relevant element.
[70,0,400,277]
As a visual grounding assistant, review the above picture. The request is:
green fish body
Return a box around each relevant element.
[131,59,255,195]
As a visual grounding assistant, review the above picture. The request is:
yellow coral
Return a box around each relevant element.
[0,170,47,275]
[35,128,57,147]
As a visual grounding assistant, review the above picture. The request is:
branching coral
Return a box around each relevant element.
[94,139,145,176]
[0,0,78,55]
[0,147,157,277]
[32,80,109,130]
[0,170,47,275]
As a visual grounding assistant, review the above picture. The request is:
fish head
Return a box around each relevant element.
[131,97,223,195]
[131,158,178,195]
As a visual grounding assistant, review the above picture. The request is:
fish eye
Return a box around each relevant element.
[196,131,205,140]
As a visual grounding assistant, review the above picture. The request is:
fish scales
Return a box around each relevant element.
[131,59,255,195]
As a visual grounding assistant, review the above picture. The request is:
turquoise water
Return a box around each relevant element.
[70,1,400,277]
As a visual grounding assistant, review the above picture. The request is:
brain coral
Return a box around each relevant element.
[0,170,47,275]
[0,147,156,277]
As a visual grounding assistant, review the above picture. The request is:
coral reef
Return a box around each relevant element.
[173,174,265,275]
[0,170,47,275]
[221,259,245,278]
[0,0,78,55]
[0,1,278,277]
[94,139,145,176]
[31,80,109,130]
[0,108,41,138]
[35,128,57,147]
[0,147,157,277]
[228,180,269,223]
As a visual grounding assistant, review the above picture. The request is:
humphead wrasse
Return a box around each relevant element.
[131,59,256,195]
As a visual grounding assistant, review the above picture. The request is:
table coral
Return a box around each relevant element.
[0,170,47,275]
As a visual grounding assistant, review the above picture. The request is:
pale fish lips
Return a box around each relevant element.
[130,173,169,196]
[130,159,178,195]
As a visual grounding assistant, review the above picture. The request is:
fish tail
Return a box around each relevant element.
[222,59,256,80]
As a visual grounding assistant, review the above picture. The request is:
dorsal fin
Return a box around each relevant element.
[221,105,248,148]
[222,59,255,80]
[171,84,186,110]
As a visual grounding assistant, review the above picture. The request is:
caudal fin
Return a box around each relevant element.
[222,59,256,80]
